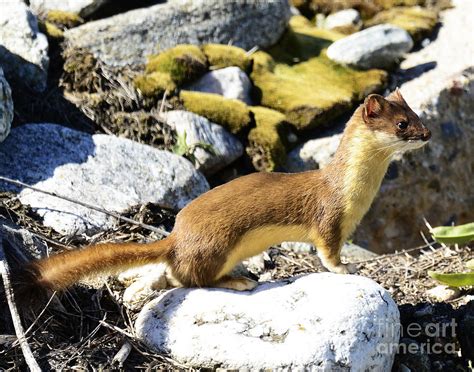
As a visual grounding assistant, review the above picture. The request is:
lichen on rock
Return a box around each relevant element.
[46,10,84,28]
[365,6,438,42]
[179,91,252,135]
[248,106,293,172]
[39,10,84,40]
[201,44,251,71]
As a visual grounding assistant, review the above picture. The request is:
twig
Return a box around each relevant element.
[159,90,168,118]
[352,241,439,264]
[112,341,132,366]
[0,233,42,372]
[0,176,170,237]
[245,45,259,56]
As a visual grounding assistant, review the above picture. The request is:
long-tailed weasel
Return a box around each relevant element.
[15,89,430,299]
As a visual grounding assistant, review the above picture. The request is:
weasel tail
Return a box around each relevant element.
[14,237,172,300]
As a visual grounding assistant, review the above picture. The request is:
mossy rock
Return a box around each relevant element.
[46,10,84,28]
[366,6,438,42]
[42,21,64,39]
[146,44,208,85]
[180,91,252,134]
[134,72,177,97]
[202,44,251,71]
[267,16,342,64]
[251,17,387,131]
[248,106,292,172]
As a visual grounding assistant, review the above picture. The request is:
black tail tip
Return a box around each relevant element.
[10,264,53,312]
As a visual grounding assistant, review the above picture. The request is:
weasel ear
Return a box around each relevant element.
[387,88,406,104]
[363,94,385,119]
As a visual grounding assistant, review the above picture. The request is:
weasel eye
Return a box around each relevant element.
[397,121,408,130]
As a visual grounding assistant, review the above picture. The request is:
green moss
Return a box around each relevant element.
[46,10,84,28]
[267,16,342,64]
[180,91,252,134]
[42,21,64,39]
[251,17,387,130]
[146,45,208,85]
[134,72,176,97]
[248,106,291,171]
[366,6,438,42]
[202,44,251,71]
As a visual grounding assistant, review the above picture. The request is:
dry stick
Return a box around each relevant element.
[352,241,438,264]
[112,341,132,366]
[0,234,42,372]
[0,176,170,237]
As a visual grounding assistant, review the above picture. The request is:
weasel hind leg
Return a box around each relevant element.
[214,275,258,291]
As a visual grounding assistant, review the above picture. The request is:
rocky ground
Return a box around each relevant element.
[0,0,473,370]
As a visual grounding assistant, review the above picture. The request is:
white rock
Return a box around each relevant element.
[29,0,109,18]
[0,124,209,236]
[136,273,399,370]
[0,0,49,92]
[399,0,473,112]
[285,133,341,172]
[325,9,361,30]
[185,67,253,104]
[426,285,461,302]
[164,110,243,176]
[327,24,413,69]
[281,241,315,254]
[0,68,13,143]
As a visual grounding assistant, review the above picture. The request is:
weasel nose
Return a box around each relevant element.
[421,128,431,141]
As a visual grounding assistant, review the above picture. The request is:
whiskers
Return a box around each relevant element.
[366,139,405,162]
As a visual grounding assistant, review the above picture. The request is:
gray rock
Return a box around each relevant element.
[136,273,399,370]
[0,0,49,92]
[325,9,361,30]
[285,133,341,172]
[327,24,413,69]
[164,110,243,176]
[0,124,209,236]
[0,68,13,143]
[281,241,377,261]
[64,0,291,67]
[0,217,47,261]
[29,0,109,18]
[185,67,253,104]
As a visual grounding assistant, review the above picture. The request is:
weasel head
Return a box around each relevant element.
[361,89,431,153]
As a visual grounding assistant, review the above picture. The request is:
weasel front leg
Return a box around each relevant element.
[313,239,357,274]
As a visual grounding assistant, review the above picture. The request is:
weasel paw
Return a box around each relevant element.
[327,263,358,274]
[216,276,258,291]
